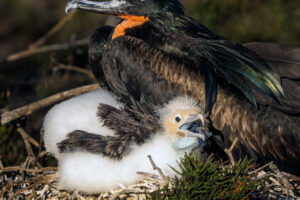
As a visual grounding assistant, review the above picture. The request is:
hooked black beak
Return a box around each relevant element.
[65,0,131,15]
[179,114,204,133]
[179,113,209,140]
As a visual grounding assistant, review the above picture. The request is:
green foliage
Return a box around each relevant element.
[185,0,300,46]
[148,153,264,200]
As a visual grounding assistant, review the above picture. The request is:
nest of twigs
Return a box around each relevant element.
[1,151,299,200]
[0,112,299,200]
[0,162,169,200]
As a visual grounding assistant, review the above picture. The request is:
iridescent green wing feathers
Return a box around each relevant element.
[185,37,284,112]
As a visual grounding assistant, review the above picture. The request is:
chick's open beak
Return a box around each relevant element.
[179,114,208,140]
[65,0,131,15]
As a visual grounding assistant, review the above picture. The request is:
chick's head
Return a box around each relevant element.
[158,97,205,137]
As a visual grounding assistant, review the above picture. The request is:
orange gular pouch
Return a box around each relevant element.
[112,15,149,39]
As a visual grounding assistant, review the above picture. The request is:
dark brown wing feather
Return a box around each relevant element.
[97,104,160,139]
[57,130,130,159]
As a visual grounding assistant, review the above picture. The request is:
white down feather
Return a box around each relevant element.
[43,89,123,158]
[43,89,189,193]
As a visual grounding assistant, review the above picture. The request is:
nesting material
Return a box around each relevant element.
[1,158,299,200]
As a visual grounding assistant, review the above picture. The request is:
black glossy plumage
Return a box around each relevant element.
[66,0,300,174]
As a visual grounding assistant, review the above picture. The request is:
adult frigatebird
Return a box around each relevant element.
[65,0,300,174]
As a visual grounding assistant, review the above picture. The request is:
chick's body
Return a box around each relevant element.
[43,90,205,193]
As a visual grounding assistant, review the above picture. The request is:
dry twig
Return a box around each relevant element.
[0,166,57,174]
[29,12,77,49]
[224,137,238,166]
[17,127,35,159]
[0,83,99,125]
[282,172,300,182]
[147,155,167,179]
[25,188,37,200]
[136,171,160,180]
[2,38,88,63]
[16,127,40,148]
[269,163,292,200]
[8,179,50,200]
[53,63,95,79]
[248,161,273,175]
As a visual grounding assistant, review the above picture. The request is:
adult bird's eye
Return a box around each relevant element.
[175,115,181,123]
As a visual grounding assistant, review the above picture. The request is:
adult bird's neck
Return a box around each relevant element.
[114,13,182,42]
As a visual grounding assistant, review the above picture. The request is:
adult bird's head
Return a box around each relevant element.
[65,0,184,17]
[65,0,184,39]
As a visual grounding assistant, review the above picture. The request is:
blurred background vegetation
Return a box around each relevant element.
[0,0,299,166]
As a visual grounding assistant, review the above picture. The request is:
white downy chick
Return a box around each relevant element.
[43,90,206,193]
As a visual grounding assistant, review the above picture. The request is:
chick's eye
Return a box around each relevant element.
[175,116,181,123]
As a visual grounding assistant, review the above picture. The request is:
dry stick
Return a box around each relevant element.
[6,180,13,199]
[8,179,50,200]
[110,189,143,200]
[147,155,166,179]
[281,172,300,182]
[29,151,47,170]
[37,185,50,198]
[269,163,291,200]
[3,38,88,63]
[29,128,46,168]
[0,156,7,181]
[29,11,76,49]
[136,171,159,179]
[71,191,86,200]
[25,188,37,200]
[224,137,238,166]
[0,83,99,125]
[37,152,47,159]
[248,161,273,175]
[16,127,42,168]
[53,64,95,79]
[17,127,35,159]
[0,166,57,174]
[16,127,39,148]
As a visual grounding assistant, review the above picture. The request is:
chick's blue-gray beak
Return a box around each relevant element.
[65,0,130,15]
[173,113,208,156]
[179,113,208,140]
